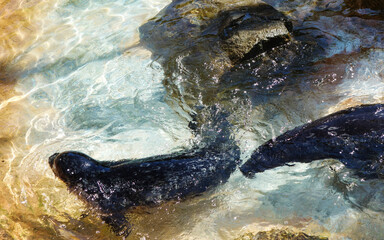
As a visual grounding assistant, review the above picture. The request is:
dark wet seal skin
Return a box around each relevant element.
[240,104,384,179]
[49,146,240,236]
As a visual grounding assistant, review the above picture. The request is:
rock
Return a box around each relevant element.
[234,228,328,240]
[139,0,293,107]
[345,0,384,11]
[218,4,292,63]
[140,0,293,65]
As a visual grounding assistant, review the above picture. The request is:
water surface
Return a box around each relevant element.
[0,0,384,239]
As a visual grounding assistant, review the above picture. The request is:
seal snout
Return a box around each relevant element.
[49,153,60,168]
[48,151,84,183]
[48,151,110,185]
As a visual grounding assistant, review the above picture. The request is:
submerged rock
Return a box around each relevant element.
[235,228,328,240]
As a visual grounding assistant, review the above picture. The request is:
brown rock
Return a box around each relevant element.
[139,0,293,106]
[218,4,292,63]
[345,0,384,11]
[235,228,328,240]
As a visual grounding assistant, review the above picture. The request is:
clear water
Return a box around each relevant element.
[0,0,384,239]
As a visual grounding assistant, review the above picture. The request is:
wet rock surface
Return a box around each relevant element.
[140,0,293,65]
[218,5,292,64]
[235,228,328,240]
[139,0,384,115]
[139,0,296,108]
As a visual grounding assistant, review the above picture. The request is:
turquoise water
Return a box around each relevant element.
[1,0,384,239]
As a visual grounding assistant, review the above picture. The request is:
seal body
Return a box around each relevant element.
[49,145,239,234]
[240,104,384,178]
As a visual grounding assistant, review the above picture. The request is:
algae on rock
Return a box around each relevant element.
[235,228,328,240]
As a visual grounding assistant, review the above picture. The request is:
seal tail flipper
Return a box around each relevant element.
[101,212,132,237]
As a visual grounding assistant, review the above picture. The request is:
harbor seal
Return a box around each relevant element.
[49,146,239,235]
[240,104,384,179]
[49,109,240,235]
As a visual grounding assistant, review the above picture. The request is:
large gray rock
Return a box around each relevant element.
[218,5,292,63]
[140,0,292,65]
[139,0,294,107]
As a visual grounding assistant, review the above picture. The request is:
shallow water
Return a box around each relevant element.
[0,0,384,239]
